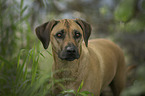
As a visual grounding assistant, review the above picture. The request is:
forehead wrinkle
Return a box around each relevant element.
[61,19,71,38]
[64,19,70,28]
[57,19,71,30]
[54,19,82,34]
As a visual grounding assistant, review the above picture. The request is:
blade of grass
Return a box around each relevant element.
[20,6,27,16]
[77,80,84,93]
[46,50,52,56]
[31,45,39,86]
[18,51,29,80]
[20,0,24,10]
[23,59,28,81]
[17,49,25,72]
[39,52,45,58]
[16,48,30,93]
[31,46,36,86]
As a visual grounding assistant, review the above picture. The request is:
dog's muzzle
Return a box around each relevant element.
[58,44,80,61]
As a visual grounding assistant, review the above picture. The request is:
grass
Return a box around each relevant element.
[14,44,56,96]
[0,44,93,96]
[0,43,53,96]
[61,81,94,96]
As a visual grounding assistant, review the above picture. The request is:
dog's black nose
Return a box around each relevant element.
[66,47,76,53]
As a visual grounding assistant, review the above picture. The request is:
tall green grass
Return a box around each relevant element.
[0,44,56,96]
[14,46,53,96]
[0,0,53,95]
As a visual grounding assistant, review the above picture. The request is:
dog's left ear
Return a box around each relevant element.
[75,19,91,47]
[35,20,58,49]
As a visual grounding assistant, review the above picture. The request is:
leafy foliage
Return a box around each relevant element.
[61,81,94,96]
[114,0,137,22]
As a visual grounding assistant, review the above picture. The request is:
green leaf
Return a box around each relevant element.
[78,93,88,96]
[80,91,94,96]
[20,6,28,16]
[77,80,84,93]
[114,0,136,22]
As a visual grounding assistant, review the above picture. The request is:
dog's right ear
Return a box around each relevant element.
[35,20,59,49]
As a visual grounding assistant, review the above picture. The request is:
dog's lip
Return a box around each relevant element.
[64,57,76,61]
[59,53,80,61]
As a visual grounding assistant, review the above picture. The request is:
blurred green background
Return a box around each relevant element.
[0,0,145,96]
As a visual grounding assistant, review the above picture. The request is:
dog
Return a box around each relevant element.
[35,19,126,96]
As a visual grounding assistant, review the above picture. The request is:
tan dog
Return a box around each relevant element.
[35,19,126,96]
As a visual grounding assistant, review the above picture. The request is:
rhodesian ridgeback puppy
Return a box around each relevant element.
[35,19,126,96]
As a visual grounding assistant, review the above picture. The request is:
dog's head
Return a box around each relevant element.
[35,19,91,61]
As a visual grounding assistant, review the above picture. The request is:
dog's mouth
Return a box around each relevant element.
[65,54,80,61]
[58,50,80,61]
[58,43,80,61]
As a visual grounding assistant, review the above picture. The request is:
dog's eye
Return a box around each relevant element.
[74,32,81,39]
[55,30,64,38]
[56,33,63,38]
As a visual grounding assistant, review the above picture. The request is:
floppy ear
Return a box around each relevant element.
[35,20,58,49]
[75,19,91,47]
